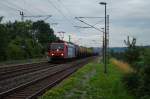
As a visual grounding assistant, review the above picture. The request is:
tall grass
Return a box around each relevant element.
[111,59,134,73]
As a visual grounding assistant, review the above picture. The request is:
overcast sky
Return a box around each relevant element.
[0,0,150,47]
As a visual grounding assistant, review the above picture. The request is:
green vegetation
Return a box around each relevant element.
[40,59,134,99]
[0,18,59,62]
[122,48,150,99]
[111,36,150,99]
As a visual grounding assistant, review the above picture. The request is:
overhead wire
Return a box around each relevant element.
[24,0,48,16]
[56,0,82,33]
[55,0,88,45]
[0,1,22,22]
[47,0,82,33]
[0,1,19,12]
[56,0,104,35]
[51,0,88,42]
[75,17,103,32]
[0,0,32,22]
[47,0,73,25]
[3,0,32,15]
[56,0,104,47]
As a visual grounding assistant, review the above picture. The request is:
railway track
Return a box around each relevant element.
[0,62,50,75]
[0,60,71,81]
[0,57,96,99]
[0,62,69,92]
[0,62,57,81]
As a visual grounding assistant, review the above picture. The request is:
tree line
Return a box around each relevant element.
[0,18,59,61]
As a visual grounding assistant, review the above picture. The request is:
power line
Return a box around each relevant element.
[56,0,75,19]
[93,20,104,26]
[24,0,48,15]
[76,16,104,27]
[47,0,72,24]
[48,0,82,32]
[75,17,104,33]
[23,1,54,22]
[57,0,101,35]
[19,11,52,22]
[77,17,105,19]
[56,0,84,34]
[74,26,92,29]
[0,1,20,11]
[3,0,32,15]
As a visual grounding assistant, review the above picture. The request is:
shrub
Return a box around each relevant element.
[122,72,139,94]
[123,48,150,99]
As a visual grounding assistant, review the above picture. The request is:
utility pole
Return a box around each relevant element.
[100,2,107,73]
[20,11,24,21]
[107,15,109,64]
[104,3,107,73]
[58,31,65,40]
[69,35,71,42]
[75,17,105,64]
[101,28,105,64]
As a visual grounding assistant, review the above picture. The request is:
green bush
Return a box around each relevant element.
[137,68,150,98]
[6,36,25,60]
[0,24,8,61]
[123,48,150,99]
[122,72,139,94]
[24,38,42,58]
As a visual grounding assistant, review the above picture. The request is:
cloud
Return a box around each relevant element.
[1,0,150,47]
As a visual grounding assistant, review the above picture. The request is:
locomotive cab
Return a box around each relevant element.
[48,41,76,61]
[48,43,66,59]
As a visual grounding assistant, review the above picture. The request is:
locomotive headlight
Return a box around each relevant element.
[61,53,64,56]
[52,53,54,56]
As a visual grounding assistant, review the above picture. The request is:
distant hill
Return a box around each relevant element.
[109,47,127,53]
[109,45,150,53]
[143,45,150,48]
[90,45,150,54]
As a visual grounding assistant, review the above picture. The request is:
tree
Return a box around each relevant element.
[6,36,25,60]
[32,20,59,53]
[124,36,140,65]
[0,20,59,61]
[0,22,8,61]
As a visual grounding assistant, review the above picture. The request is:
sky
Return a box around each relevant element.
[0,0,150,47]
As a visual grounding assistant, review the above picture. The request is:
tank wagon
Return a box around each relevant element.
[47,40,97,62]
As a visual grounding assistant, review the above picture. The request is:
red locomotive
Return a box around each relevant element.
[47,40,96,62]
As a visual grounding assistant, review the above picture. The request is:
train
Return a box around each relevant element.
[47,40,98,62]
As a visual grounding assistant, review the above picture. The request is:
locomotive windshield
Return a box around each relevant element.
[50,43,64,51]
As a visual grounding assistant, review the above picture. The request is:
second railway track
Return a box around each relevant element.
[0,62,58,81]
[0,57,96,99]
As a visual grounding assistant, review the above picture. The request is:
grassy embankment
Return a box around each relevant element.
[40,58,135,99]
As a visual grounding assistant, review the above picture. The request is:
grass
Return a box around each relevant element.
[40,58,135,99]
[111,59,134,73]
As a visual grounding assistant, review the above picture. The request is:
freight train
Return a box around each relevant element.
[47,40,98,62]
